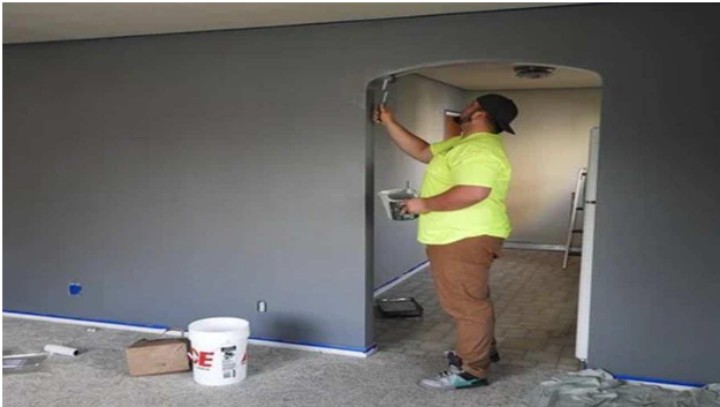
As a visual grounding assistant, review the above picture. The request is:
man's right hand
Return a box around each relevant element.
[374,104,395,125]
[374,103,432,164]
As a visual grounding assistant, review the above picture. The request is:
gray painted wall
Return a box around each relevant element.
[4,28,372,350]
[373,74,465,289]
[4,4,720,383]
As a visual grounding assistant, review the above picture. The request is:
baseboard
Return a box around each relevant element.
[3,311,376,358]
[247,338,376,358]
[614,374,705,390]
[504,241,580,253]
[373,260,430,298]
[3,310,171,334]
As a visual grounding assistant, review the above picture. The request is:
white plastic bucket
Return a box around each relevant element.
[188,317,250,386]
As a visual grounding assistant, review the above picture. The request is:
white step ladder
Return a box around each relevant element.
[562,168,587,269]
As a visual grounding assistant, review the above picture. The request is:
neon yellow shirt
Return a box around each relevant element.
[418,132,512,244]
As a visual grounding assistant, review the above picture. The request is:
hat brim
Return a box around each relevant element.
[498,122,516,135]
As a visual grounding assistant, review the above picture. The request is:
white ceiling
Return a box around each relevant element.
[3,3,565,44]
[415,62,602,90]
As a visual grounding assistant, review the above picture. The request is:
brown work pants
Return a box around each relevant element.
[426,235,504,379]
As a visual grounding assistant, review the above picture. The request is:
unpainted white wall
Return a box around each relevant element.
[469,88,602,245]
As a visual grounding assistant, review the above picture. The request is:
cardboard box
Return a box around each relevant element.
[126,338,191,377]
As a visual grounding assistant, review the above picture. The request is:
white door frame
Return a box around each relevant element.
[575,127,600,362]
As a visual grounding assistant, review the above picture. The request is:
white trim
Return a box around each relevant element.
[504,241,580,253]
[3,312,169,334]
[623,379,698,392]
[3,312,376,358]
[373,262,429,298]
[247,339,375,358]
[163,330,186,338]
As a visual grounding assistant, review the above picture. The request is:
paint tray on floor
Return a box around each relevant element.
[376,297,423,318]
[3,353,49,374]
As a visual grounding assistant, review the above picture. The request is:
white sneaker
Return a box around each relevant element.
[419,370,489,390]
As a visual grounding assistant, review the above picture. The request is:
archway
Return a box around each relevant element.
[367,61,603,370]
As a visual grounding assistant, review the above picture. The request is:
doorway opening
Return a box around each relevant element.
[368,61,603,370]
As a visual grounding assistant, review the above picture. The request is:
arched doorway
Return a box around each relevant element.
[368,61,603,370]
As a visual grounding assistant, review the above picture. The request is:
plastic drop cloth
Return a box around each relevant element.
[522,369,720,407]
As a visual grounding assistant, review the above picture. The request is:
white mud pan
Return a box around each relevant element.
[377,186,419,221]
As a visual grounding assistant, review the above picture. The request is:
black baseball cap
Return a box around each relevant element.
[476,94,518,135]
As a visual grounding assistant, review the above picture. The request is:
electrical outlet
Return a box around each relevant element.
[257,300,267,313]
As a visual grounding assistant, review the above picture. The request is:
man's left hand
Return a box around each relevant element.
[402,198,430,215]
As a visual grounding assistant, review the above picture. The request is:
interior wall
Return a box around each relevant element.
[4,4,720,383]
[373,74,466,289]
[467,88,603,245]
[3,30,373,351]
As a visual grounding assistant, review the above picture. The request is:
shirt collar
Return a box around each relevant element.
[462,132,501,141]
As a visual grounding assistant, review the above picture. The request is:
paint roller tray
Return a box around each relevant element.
[376,297,423,318]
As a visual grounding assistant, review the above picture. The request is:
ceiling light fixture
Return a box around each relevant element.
[514,65,556,79]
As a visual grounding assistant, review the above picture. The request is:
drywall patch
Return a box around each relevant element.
[68,283,82,296]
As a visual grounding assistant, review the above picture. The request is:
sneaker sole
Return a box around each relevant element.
[418,379,490,391]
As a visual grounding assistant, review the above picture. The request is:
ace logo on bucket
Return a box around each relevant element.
[188,348,215,370]
[189,347,248,370]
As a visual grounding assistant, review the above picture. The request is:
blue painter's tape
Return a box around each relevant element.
[614,373,705,388]
[4,309,377,354]
[373,260,429,292]
[375,276,400,291]
[3,309,171,330]
[403,260,429,276]
[68,283,82,296]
